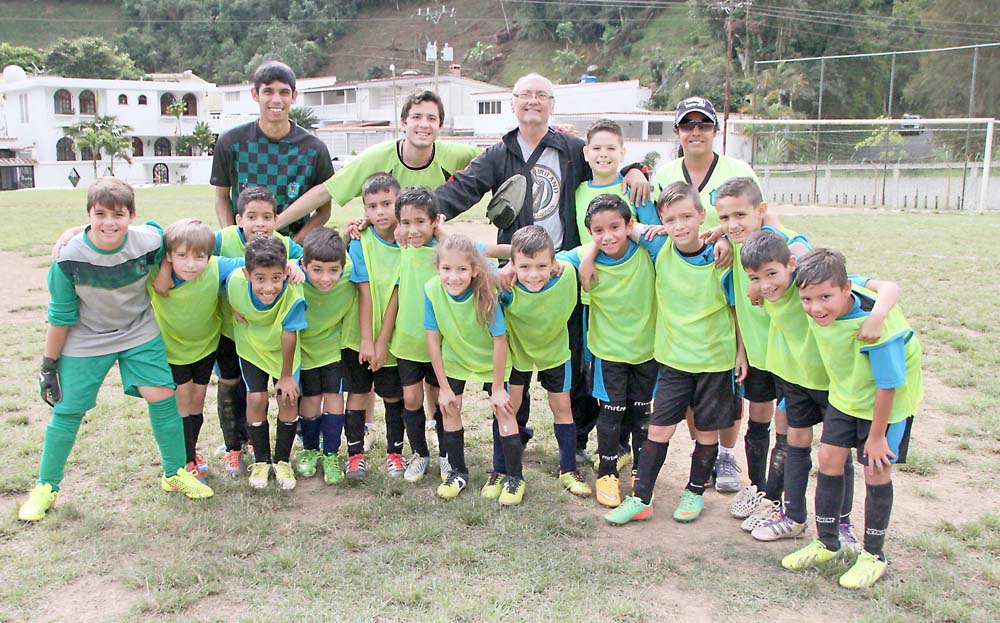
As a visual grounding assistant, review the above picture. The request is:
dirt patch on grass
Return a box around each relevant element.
[39,574,142,623]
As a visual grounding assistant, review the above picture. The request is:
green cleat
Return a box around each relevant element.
[273,461,297,491]
[437,472,468,499]
[558,470,592,496]
[498,477,526,507]
[248,462,271,489]
[616,452,632,473]
[672,489,704,523]
[838,550,887,589]
[294,449,322,478]
[18,483,57,522]
[480,472,506,500]
[322,453,344,485]
[781,538,842,571]
[162,467,215,499]
[604,495,653,526]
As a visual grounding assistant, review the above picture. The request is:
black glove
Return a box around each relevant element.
[39,357,61,407]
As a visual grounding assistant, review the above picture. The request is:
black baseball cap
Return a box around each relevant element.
[674,97,718,127]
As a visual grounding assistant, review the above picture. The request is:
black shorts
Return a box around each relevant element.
[239,357,300,395]
[300,361,343,397]
[510,360,572,394]
[397,358,440,389]
[215,335,241,380]
[821,405,913,466]
[651,364,741,431]
[776,378,828,429]
[743,366,778,403]
[591,358,658,404]
[445,377,493,397]
[170,351,216,386]
[341,348,403,398]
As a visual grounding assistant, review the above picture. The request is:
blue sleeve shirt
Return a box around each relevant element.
[347,239,368,284]
[839,292,909,389]
[423,289,505,337]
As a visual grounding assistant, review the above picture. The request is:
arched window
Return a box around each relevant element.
[131,137,144,157]
[56,137,76,161]
[160,93,175,116]
[138,95,148,105]
[152,163,169,184]
[154,137,171,157]
[54,89,73,114]
[80,146,97,161]
[118,94,128,105]
[182,93,197,117]
[79,90,96,115]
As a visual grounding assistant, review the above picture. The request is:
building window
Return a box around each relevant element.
[154,137,171,157]
[160,93,176,115]
[132,137,144,157]
[19,94,29,123]
[56,137,76,161]
[138,95,148,105]
[54,89,73,114]
[152,163,169,184]
[478,100,502,115]
[224,91,240,102]
[648,121,664,137]
[79,90,96,115]
[118,94,128,105]
[182,93,197,116]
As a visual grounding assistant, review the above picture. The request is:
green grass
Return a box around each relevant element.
[1,190,999,621]
[0,1,123,49]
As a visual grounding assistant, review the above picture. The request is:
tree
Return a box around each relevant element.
[0,42,42,72]
[191,122,216,155]
[288,107,319,133]
[64,116,134,176]
[554,49,585,84]
[45,37,143,80]
[166,101,187,136]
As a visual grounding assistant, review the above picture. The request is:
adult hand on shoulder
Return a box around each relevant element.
[622,168,651,207]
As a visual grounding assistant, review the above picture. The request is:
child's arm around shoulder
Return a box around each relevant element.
[855,276,901,344]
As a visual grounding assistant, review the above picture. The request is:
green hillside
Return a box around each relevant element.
[0,1,122,49]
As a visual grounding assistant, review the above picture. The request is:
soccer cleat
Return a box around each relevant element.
[438,456,452,482]
[386,453,406,479]
[194,452,208,474]
[248,462,271,489]
[781,538,842,571]
[714,453,742,493]
[576,448,592,468]
[839,523,863,556]
[481,472,506,500]
[838,550,887,589]
[363,426,378,453]
[162,467,215,499]
[741,499,780,532]
[185,461,207,485]
[242,444,255,467]
[731,485,765,519]
[437,471,468,499]
[752,511,807,541]
[616,451,632,473]
[595,475,622,508]
[498,476,526,506]
[558,471,592,496]
[294,449,322,478]
[221,450,244,477]
[604,495,653,525]
[404,454,430,483]
[673,489,705,523]
[18,483,57,522]
[322,453,345,485]
[346,454,368,480]
[273,461,297,491]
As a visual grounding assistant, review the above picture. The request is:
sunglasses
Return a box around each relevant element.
[677,120,716,131]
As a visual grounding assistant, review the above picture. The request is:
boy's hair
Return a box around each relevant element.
[741,229,791,271]
[252,60,296,92]
[87,177,135,215]
[795,248,849,289]
[436,235,499,327]
[715,176,763,208]
[244,235,287,272]
[584,193,632,230]
[302,227,347,265]
[586,118,624,145]
[395,186,440,220]
[510,225,554,260]
[400,90,445,127]
[361,173,401,199]
[236,186,277,216]
[163,218,215,255]
[656,181,703,215]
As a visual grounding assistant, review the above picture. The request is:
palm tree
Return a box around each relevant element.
[289,106,319,133]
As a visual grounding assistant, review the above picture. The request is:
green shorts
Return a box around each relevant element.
[55,335,175,415]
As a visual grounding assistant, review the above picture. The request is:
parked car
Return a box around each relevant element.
[900,113,924,136]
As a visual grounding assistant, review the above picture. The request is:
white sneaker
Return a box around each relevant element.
[714,452,742,493]
[248,462,270,489]
[752,511,807,541]
[404,454,430,482]
[741,498,780,532]
[839,523,863,556]
[438,456,452,482]
[731,485,766,519]
[363,426,378,452]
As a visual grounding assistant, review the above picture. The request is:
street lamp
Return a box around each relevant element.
[390,63,397,140]
[418,5,456,93]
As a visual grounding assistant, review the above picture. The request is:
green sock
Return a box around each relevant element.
[37,411,85,491]
[148,396,186,475]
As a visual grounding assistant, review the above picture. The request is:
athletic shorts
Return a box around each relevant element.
[341,348,403,398]
[743,365,778,403]
[170,351,216,386]
[300,361,343,397]
[397,358,439,389]
[445,377,493,397]
[821,405,913,466]
[776,377,828,429]
[510,360,572,393]
[239,357,300,395]
[651,364,741,431]
[214,335,242,380]
[590,358,658,404]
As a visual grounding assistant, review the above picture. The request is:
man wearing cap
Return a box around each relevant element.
[652,96,761,227]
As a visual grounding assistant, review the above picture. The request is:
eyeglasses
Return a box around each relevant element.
[512,91,554,102]
[677,120,715,131]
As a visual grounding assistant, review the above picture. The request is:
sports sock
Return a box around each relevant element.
[686,442,718,495]
[499,433,524,480]
[628,401,650,470]
[217,381,242,452]
[443,429,467,475]
[188,413,204,454]
[433,406,446,458]
[744,420,771,490]
[633,439,668,505]
[784,444,812,523]
[345,409,366,456]
[299,416,322,451]
[182,415,197,464]
[321,412,346,455]
[841,454,855,518]
[596,401,626,477]
[274,419,298,463]
[384,399,405,455]
[37,411,84,491]
[553,422,577,473]
[718,444,736,461]
[248,421,272,464]
[148,395,186,475]
[863,481,893,560]
[234,382,249,445]
[402,407,430,457]
[492,418,506,474]
[763,432,788,502]
[815,472,845,551]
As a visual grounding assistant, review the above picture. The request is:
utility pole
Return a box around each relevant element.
[718,0,751,154]
[418,5,456,93]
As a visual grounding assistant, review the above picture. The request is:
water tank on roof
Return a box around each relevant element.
[2,65,28,82]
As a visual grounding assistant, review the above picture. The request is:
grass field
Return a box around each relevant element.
[0,186,998,622]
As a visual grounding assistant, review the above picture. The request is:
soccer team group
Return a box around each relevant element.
[19,61,923,590]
